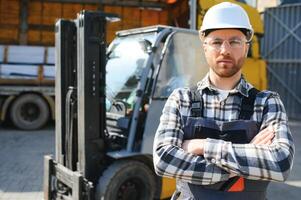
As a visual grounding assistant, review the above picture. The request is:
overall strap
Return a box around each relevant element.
[190,86,203,117]
[238,87,260,120]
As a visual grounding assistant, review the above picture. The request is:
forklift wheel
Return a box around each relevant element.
[95,160,156,200]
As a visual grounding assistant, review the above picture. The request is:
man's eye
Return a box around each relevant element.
[211,41,222,46]
[230,40,242,46]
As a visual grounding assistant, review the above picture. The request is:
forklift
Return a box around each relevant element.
[43,10,218,200]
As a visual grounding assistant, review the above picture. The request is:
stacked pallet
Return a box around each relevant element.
[0,0,20,44]
[0,0,188,45]
[0,45,55,85]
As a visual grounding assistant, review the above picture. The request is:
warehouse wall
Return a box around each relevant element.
[262,4,301,120]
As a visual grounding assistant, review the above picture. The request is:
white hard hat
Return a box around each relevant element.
[200,2,253,40]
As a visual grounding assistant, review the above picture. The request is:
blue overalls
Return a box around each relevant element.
[173,87,270,200]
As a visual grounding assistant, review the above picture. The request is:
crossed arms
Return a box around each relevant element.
[153,89,295,185]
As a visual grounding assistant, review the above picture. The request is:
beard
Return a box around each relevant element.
[211,56,245,78]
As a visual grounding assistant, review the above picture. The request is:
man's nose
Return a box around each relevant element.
[220,41,231,55]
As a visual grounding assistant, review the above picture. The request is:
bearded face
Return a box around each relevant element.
[202,29,249,78]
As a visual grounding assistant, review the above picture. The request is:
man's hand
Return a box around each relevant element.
[182,139,205,155]
[181,126,275,179]
[182,126,274,155]
[251,126,275,145]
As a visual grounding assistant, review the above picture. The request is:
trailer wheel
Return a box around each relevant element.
[10,94,49,130]
[96,160,156,200]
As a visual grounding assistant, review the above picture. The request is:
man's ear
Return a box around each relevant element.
[245,44,250,57]
[203,43,208,53]
[199,30,207,51]
[199,30,206,41]
[245,49,249,57]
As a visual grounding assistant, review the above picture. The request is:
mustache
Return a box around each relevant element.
[217,56,234,62]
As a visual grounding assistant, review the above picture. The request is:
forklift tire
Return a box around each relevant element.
[96,160,156,200]
[10,93,49,130]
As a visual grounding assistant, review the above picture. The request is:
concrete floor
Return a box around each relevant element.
[0,121,300,200]
[0,126,54,200]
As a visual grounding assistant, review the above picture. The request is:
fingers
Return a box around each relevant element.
[182,141,189,152]
[229,172,237,178]
[251,126,275,145]
[182,139,205,155]
[266,140,272,145]
[254,126,273,139]
[256,131,275,145]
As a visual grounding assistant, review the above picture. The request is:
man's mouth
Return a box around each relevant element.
[217,58,233,64]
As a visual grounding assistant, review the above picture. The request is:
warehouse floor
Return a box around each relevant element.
[0,121,300,200]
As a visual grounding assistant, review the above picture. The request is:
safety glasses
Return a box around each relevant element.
[204,38,249,51]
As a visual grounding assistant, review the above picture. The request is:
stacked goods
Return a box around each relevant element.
[26,1,98,45]
[0,45,55,85]
[0,0,188,45]
[0,0,20,44]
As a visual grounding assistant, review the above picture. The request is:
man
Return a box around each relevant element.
[153,2,294,200]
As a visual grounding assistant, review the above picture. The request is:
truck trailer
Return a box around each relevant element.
[0,45,55,130]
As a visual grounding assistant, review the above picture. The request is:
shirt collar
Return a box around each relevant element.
[197,73,252,97]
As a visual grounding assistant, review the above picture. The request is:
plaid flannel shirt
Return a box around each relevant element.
[153,74,294,185]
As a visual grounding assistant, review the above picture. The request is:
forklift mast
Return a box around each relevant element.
[76,11,107,182]
[44,11,111,200]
